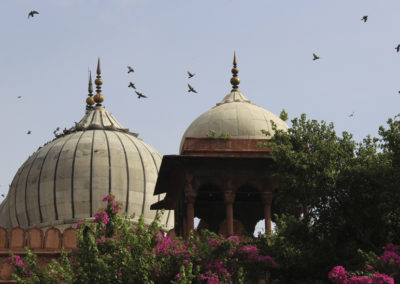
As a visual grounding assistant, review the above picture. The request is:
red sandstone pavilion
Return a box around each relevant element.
[152,53,287,239]
[0,54,288,281]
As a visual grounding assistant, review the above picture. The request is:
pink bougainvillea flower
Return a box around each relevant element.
[328,266,348,283]
[76,221,84,229]
[383,243,399,252]
[227,235,240,245]
[379,250,400,266]
[94,211,110,225]
[102,194,110,202]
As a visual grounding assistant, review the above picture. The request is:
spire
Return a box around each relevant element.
[94,57,104,107]
[86,71,95,109]
[230,51,240,91]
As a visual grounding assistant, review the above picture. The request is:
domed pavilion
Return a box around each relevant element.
[151,53,287,239]
[0,59,173,231]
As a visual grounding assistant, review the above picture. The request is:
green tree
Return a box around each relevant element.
[262,113,400,282]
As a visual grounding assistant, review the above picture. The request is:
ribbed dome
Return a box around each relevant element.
[0,107,173,230]
[180,90,288,152]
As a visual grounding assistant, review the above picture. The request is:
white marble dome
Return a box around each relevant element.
[180,89,288,152]
[0,106,173,230]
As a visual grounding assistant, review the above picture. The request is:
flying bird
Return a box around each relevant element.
[188,84,197,93]
[348,112,355,118]
[28,10,39,18]
[312,53,320,61]
[17,96,22,99]
[396,44,400,53]
[187,71,195,79]
[127,66,134,73]
[135,91,147,99]
[27,130,31,134]
[128,82,136,89]
[361,15,368,23]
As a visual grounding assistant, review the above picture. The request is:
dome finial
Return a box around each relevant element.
[230,51,240,91]
[86,71,95,109]
[94,57,104,107]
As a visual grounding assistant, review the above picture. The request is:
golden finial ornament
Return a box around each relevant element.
[86,71,95,108]
[94,57,104,107]
[230,51,240,91]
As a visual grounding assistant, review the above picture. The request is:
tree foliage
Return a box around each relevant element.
[263,113,400,282]
[9,194,276,283]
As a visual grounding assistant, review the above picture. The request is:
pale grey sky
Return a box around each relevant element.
[1,0,400,200]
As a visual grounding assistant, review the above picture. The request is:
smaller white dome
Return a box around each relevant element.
[180,90,288,152]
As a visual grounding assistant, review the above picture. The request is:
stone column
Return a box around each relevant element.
[224,191,236,236]
[262,192,273,234]
[184,172,197,240]
[185,190,196,238]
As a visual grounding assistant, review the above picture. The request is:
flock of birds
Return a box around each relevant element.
[311,14,400,119]
[127,65,147,99]
[20,11,400,127]
[24,10,201,135]
[126,66,198,99]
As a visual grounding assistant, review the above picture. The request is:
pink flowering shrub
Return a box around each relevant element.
[328,244,400,284]
[9,194,276,283]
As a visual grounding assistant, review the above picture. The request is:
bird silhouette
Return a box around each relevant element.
[349,112,355,117]
[1,194,4,198]
[396,44,400,53]
[312,53,320,61]
[361,15,368,22]
[17,96,22,99]
[188,84,197,93]
[27,130,31,134]
[187,71,195,79]
[28,10,39,18]
[128,82,136,89]
[135,91,147,99]
[127,66,134,73]
[53,127,60,136]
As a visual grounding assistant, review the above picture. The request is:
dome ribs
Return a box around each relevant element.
[2,107,172,230]
[70,132,85,219]
[53,135,75,222]
[141,142,161,219]
[102,130,112,195]
[10,163,26,227]
[37,140,63,224]
[89,131,95,217]
[24,151,41,227]
[113,133,130,214]
[103,109,120,129]
[99,111,112,195]
[125,134,147,215]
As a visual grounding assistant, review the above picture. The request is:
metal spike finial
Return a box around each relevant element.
[88,71,93,95]
[230,51,240,91]
[96,57,101,76]
[86,70,95,109]
[94,57,104,107]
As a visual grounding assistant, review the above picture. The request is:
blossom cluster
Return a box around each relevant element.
[379,243,400,268]
[8,194,276,283]
[328,266,394,284]
[7,255,23,266]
